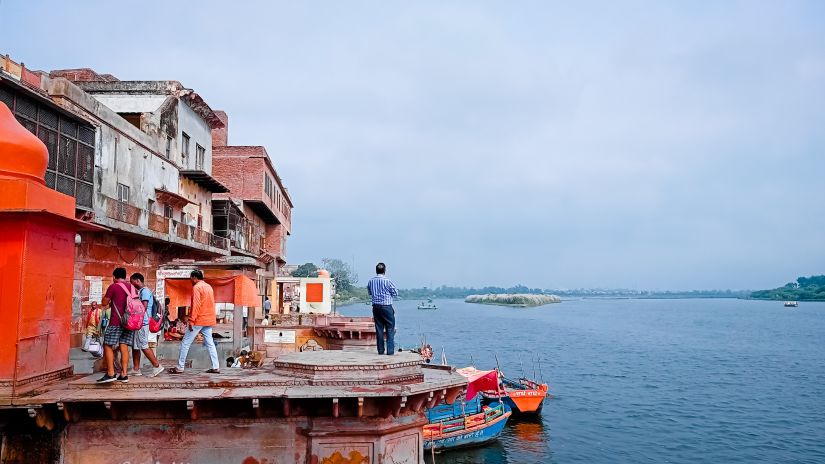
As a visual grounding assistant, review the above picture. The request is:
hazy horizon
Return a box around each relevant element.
[3,1,823,290]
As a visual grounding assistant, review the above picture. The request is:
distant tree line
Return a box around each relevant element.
[399,285,545,300]
[750,275,825,301]
[288,261,766,303]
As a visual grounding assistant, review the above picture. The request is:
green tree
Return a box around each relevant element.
[291,262,318,278]
[321,258,358,292]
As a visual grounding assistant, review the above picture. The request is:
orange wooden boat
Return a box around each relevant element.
[483,376,549,414]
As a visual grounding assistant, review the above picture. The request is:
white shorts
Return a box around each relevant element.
[132,325,149,350]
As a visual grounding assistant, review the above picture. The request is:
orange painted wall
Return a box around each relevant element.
[0,215,74,381]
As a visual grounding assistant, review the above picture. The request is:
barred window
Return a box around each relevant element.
[1,83,95,210]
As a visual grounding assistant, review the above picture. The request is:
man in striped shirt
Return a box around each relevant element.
[367,262,399,355]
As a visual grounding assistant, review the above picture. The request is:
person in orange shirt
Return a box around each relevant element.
[168,270,220,374]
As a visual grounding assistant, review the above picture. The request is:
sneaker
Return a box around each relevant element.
[117,375,129,383]
[130,369,143,377]
[96,374,117,384]
[151,366,165,377]
[167,367,184,374]
[205,368,220,374]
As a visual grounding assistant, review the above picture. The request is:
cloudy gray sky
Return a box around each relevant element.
[3,1,824,290]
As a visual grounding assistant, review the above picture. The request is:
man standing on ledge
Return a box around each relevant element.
[168,270,220,374]
[367,262,399,355]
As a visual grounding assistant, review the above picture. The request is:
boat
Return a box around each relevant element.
[784,301,798,307]
[417,298,438,310]
[424,367,512,451]
[482,375,549,414]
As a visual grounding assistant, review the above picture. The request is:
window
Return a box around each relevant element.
[5,89,96,210]
[165,136,172,159]
[197,214,203,229]
[116,183,129,203]
[164,203,173,218]
[181,132,190,159]
[264,174,273,198]
[195,144,205,170]
[147,199,155,213]
[120,113,141,129]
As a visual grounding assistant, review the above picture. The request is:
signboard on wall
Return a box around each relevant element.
[86,276,103,304]
[156,269,196,279]
[264,329,296,344]
[299,277,332,314]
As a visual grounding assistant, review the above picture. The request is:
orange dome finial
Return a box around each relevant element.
[0,103,48,183]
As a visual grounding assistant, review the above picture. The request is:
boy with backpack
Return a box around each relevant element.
[97,267,137,383]
[129,273,165,378]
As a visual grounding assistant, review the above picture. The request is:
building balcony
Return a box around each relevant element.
[97,194,229,256]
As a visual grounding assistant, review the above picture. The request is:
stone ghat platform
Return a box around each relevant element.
[2,352,468,463]
[14,351,467,423]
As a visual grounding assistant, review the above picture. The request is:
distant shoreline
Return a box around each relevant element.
[334,296,825,308]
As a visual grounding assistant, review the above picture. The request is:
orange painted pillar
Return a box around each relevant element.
[0,104,93,404]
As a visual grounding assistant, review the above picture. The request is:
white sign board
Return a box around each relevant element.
[156,269,196,279]
[86,276,103,304]
[264,329,296,344]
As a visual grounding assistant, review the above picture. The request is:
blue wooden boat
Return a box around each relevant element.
[424,396,511,451]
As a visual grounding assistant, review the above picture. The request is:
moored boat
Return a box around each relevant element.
[424,367,511,451]
[784,301,798,307]
[483,376,549,414]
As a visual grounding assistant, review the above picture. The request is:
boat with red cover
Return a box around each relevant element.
[423,367,512,451]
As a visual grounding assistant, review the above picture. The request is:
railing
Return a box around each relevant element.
[215,228,264,257]
[99,195,228,253]
[105,199,140,226]
[170,219,229,250]
[210,233,229,249]
[169,220,186,240]
[148,212,169,233]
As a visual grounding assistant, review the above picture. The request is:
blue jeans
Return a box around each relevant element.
[372,304,395,355]
[177,325,219,370]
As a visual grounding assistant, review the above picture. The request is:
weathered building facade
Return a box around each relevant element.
[0,57,237,352]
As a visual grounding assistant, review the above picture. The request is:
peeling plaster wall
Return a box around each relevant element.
[177,99,215,231]
[45,78,181,209]
[180,176,212,231]
[178,100,212,174]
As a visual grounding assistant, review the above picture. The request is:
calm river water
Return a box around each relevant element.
[341,298,825,464]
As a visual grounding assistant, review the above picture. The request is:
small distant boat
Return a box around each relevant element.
[784,301,798,307]
[424,367,511,451]
[482,376,550,414]
[417,298,438,310]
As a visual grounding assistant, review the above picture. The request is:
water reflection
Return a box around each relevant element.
[423,440,507,464]
[424,415,551,464]
[501,415,551,463]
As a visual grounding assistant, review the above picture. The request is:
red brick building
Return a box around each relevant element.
[211,112,294,311]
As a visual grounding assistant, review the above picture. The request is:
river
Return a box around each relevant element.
[340,298,825,463]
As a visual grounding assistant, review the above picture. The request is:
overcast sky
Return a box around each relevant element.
[3,1,824,290]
